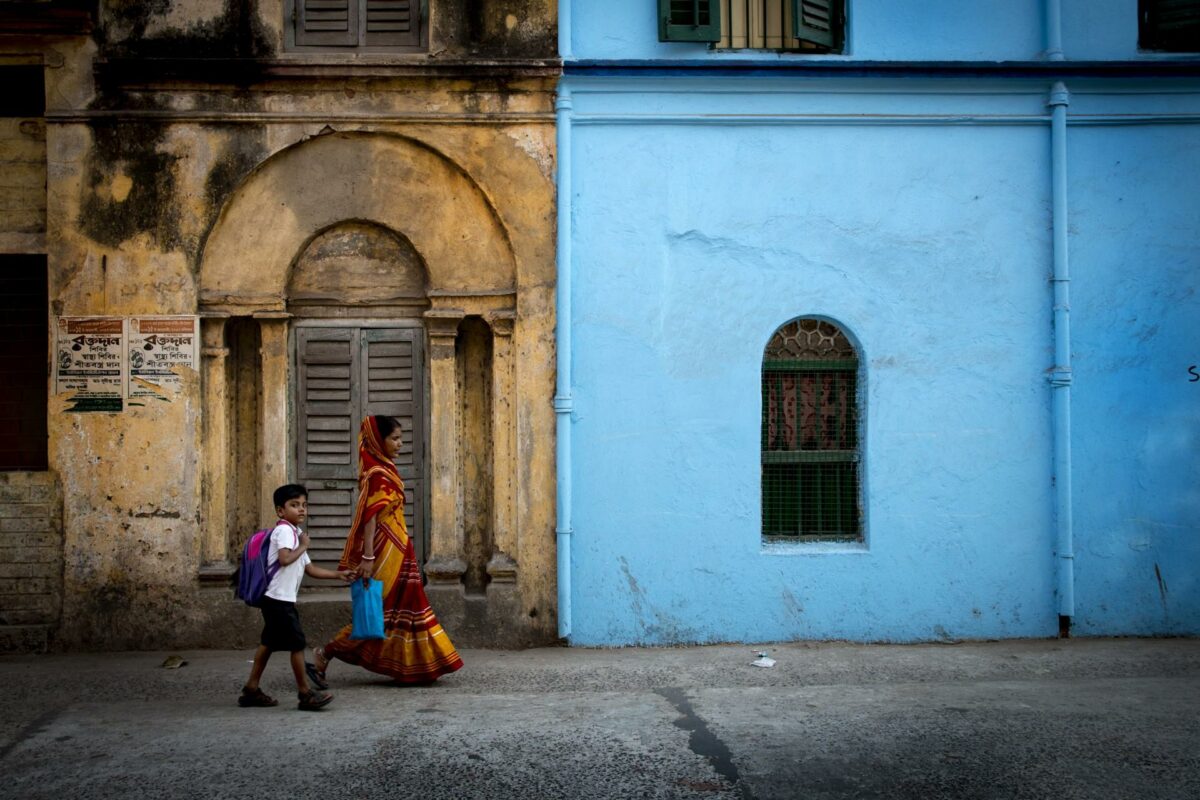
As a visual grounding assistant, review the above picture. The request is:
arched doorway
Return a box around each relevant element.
[290,221,430,572]
[196,132,520,617]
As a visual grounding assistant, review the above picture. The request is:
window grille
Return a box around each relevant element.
[1138,0,1200,52]
[659,0,722,42]
[761,319,861,541]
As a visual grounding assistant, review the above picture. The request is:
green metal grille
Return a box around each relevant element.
[761,320,861,542]
[762,462,859,539]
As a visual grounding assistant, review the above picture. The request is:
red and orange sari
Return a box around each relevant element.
[324,416,463,683]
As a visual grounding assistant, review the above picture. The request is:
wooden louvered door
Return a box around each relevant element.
[296,325,426,581]
[361,327,424,566]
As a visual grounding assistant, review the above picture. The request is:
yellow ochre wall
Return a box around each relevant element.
[6,0,559,650]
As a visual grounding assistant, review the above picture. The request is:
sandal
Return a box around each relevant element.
[237,686,278,707]
[306,647,329,690]
[297,690,333,711]
[305,661,328,690]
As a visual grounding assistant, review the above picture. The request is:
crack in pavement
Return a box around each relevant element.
[0,706,64,764]
[655,686,753,800]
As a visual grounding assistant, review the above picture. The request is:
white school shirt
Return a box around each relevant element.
[265,520,310,603]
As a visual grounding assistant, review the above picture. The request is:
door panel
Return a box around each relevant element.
[362,328,425,564]
[297,328,359,481]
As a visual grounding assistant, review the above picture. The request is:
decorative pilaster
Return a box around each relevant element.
[487,311,518,584]
[423,309,466,586]
[256,314,290,525]
[199,315,233,581]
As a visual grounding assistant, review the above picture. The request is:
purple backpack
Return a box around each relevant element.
[235,527,282,607]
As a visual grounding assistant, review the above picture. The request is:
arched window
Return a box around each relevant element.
[762,318,861,542]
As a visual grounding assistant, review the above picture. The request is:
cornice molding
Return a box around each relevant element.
[564,59,1200,80]
[94,56,562,87]
[0,1,95,37]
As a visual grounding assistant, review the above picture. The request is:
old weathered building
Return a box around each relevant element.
[11,1,1196,655]
[1,0,559,650]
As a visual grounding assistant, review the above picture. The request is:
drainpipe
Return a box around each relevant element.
[559,0,572,60]
[555,85,574,639]
[1047,70,1074,634]
[1048,81,1074,636]
[1044,0,1064,61]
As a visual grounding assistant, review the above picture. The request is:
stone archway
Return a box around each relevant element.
[198,130,515,309]
[196,132,520,618]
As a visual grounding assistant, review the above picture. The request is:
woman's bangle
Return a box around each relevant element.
[361,554,376,561]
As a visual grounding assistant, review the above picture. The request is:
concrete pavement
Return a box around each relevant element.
[3,638,1199,799]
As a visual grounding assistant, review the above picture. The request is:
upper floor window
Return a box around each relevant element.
[289,0,427,51]
[1139,0,1200,52]
[659,0,844,53]
[761,318,861,542]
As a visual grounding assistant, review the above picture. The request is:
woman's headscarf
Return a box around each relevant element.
[338,416,408,571]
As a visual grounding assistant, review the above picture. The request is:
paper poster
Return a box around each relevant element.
[54,317,125,412]
[127,316,199,401]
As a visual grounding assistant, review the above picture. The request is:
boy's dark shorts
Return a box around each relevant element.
[259,597,307,653]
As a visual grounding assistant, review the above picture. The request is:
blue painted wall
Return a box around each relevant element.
[559,1,1200,644]
[565,0,1145,61]
[1068,120,1200,634]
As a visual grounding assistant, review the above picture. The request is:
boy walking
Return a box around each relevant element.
[239,483,351,711]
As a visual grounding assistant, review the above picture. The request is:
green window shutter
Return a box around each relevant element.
[296,0,359,47]
[658,0,721,43]
[792,0,842,50]
[1139,0,1200,51]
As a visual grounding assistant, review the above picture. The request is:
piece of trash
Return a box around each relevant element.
[160,655,187,669]
[751,651,776,668]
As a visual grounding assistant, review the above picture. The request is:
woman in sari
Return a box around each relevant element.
[309,415,463,685]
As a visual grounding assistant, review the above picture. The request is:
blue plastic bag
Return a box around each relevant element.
[350,578,385,640]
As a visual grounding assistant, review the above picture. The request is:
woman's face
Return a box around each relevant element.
[383,425,403,460]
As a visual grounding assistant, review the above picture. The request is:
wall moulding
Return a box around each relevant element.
[92,58,562,86]
[569,112,1200,127]
[198,297,288,315]
[46,110,557,126]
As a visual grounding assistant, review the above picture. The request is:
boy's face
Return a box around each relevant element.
[277,496,307,527]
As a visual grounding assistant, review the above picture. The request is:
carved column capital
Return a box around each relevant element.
[200,316,229,357]
[486,552,518,584]
[425,555,467,586]
[424,309,464,360]
[424,309,464,338]
[487,310,515,337]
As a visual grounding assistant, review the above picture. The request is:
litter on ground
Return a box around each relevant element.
[752,651,776,668]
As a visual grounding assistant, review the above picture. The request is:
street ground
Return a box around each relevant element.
[2,638,1198,800]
